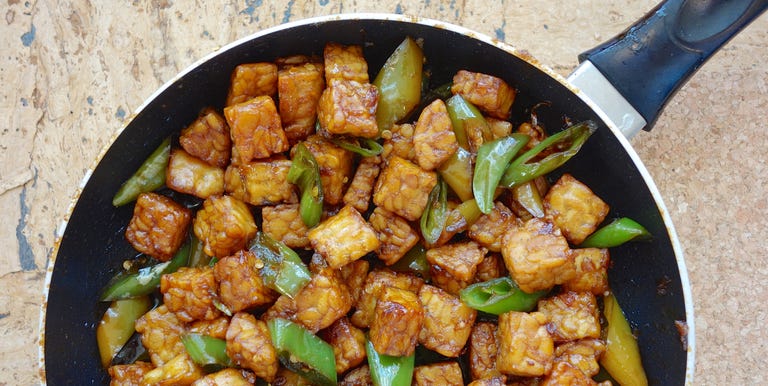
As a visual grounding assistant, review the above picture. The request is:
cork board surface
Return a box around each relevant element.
[1,0,766,384]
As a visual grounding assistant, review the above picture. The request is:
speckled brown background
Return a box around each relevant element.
[1,0,766,384]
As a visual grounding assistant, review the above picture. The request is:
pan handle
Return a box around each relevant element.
[578,0,767,131]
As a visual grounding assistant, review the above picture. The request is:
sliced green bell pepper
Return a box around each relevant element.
[288,142,324,227]
[446,94,491,151]
[112,136,171,207]
[473,134,530,213]
[512,179,545,218]
[459,276,547,314]
[600,293,648,386]
[366,339,415,386]
[580,217,651,248]
[249,232,311,298]
[374,36,424,133]
[181,333,233,371]
[389,243,430,280]
[97,296,153,367]
[438,147,474,202]
[268,318,337,386]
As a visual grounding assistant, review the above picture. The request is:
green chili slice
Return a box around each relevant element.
[420,178,448,245]
[580,217,651,248]
[473,134,530,213]
[459,276,548,314]
[100,241,191,301]
[500,121,597,188]
[96,296,153,367]
[181,333,233,371]
[188,233,213,268]
[600,293,649,386]
[249,232,311,298]
[374,36,424,133]
[112,137,171,207]
[268,318,337,386]
[331,137,384,157]
[512,180,545,218]
[438,147,474,202]
[446,94,491,150]
[288,142,323,227]
[366,339,415,386]
[389,243,430,280]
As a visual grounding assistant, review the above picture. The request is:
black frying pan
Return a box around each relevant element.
[41,1,767,384]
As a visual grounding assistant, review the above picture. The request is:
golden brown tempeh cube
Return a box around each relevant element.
[496,311,554,377]
[340,259,370,304]
[487,117,514,140]
[426,240,488,282]
[541,361,599,386]
[474,253,508,283]
[293,268,354,332]
[343,155,382,213]
[543,173,610,245]
[429,263,473,296]
[214,250,277,313]
[261,204,310,249]
[161,266,220,323]
[320,317,367,374]
[135,305,186,366]
[350,269,424,328]
[188,316,230,340]
[554,338,606,377]
[107,361,153,386]
[166,148,225,199]
[563,248,610,295]
[323,42,369,84]
[538,291,601,342]
[224,159,297,206]
[368,207,420,266]
[317,78,379,138]
[298,134,355,205]
[413,99,458,171]
[413,362,464,386]
[418,284,477,357]
[451,70,516,120]
[278,62,325,143]
[226,62,278,106]
[226,313,278,383]
[340,365,373,386]
[370,286,424,356]
[308,205,380,268]
[260,293,297,324]
[373,155,437,221]
[468,201,519,252]
[179,108,231,168]
[193,195,258,258]
[192,368,253,386]
[381,123,417,163]
[467,376,508,386]
[125,192,191,262]
[501,217,575,293]
[225,95,289,164]
[141,353,204,386]
[469,322,501,380]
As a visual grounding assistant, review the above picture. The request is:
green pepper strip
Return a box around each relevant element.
[181,333,233,371]
[600,293,649,386]
[288,142,323,227]
[112,137,171,207]
[249,232,311,298]
[459,276,548,315]
[268,318,337,386]
[500,121,597,188]
[512,180,545,218]
[188,233,213,268]
[446,94,491,151]
[374,36,424,133]
[389,243,430,280]
[438,147,474,202]
[473,134,530,214]
[420,178,448,245]
[366,339,415,386]
[331,137,384,157]
[580,217,652,248]
[100,241,191,301]
[97,296,152,367]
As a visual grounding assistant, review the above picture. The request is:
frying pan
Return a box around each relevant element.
[40,0,767,384]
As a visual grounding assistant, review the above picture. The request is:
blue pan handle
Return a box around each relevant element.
[578,0,768,130]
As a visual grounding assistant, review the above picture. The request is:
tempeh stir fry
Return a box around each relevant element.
[97,37,652,386]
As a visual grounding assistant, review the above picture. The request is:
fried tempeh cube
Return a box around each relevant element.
[537,291,601,342]
[418,284,477,357]
[487,117,514,139]
[225,95,289,164]
[468,201,519,252]
[224,159,297,206]
[299,134,355,205]
[260,293,297,324]
[192,368,253,386]
[161,266,220,323]
[323,42,369,84]
[501,217,574,293]
[166,148,225,199]
[141,353,204,386]
[413,362,464,386]
[469,322,501,380]
[107,361,153,386]
[381,123,417,163]
[188,316,230,340]
[413,99,458,171]
[261,203,311,249]
[467,376,508,386]
[563,248,610,295]
[543,173,610,245]
[370,286,424,356]
[317,78,379,138]
[214,250,277,313]
[226,312,278,382]
[451,70,516,120]
[350,269,424,328]
[373,155,437,221]
[368,207,420,265]
[125,192,191,261]
[226,62,278,106]
[293,267,354,332]
[193,195,258,258]
[429,264,473,296]
[426,240,488,282]
[496,311,554,377]
[343,155,381,213]
[474,253,508,283]
[179,108,231,168]
[340,365,373,386]
[320,317,367,374]
[308,205,380,268]
[554,339,606,377]
[541,361,600,386]
[278,62,325,143]
[135,305,186,366]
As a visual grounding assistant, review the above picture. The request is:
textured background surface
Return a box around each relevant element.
[2,0,766,384]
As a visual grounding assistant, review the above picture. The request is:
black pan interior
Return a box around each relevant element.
[44,17,688,385]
